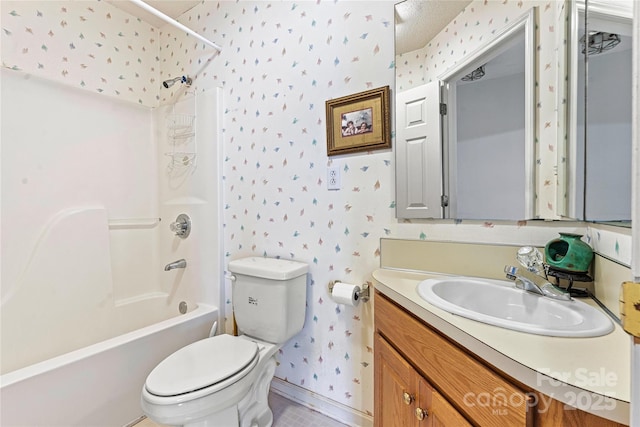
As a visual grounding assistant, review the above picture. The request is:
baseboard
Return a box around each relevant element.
[270,378,373,427]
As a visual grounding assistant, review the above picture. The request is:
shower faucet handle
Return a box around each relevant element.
[170,221,186,233]
[170,213,191,239]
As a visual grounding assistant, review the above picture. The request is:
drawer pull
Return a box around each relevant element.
[402,392,414,405]
[415,407,428,421]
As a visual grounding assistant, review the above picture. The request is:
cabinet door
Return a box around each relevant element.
[431,389,473,427]
[376,333,472,426]
[374,333,420,427]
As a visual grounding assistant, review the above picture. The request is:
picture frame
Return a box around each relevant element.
[325,85,391,156]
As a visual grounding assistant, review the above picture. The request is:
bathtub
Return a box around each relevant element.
[0,303,218,427]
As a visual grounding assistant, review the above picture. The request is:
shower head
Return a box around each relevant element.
[162,75,192,89]
[162,77,180,88]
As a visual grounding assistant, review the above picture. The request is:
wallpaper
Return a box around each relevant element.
[164,2,397,416]
[396,44,428,93]
[1,0,634,421]
[1,0,159,106]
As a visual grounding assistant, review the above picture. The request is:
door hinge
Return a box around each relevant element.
[441,195,449,207]
[439,103,447,115]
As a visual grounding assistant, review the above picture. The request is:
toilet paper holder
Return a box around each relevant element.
[328,280,370,303]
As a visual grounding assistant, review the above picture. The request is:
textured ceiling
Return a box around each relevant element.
[395,0,473,55]
[105,0,200,28]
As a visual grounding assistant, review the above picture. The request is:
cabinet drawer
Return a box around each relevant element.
[375,291,533,427]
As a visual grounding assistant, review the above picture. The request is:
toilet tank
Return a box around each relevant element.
[228,257,308,344]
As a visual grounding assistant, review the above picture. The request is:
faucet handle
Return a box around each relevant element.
[516,246,544,274]
[170,213,191,239]
[504,265,518,280]
[170,220,187,233]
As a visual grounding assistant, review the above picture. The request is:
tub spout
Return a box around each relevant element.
[164,259,187,271]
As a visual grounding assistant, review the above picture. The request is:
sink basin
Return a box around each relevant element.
[416,277,614,337]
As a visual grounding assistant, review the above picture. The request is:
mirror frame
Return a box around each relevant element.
[556,0,578,219]
[437,8,537,220]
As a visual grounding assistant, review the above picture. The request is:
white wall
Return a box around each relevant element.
[1,69,158,300]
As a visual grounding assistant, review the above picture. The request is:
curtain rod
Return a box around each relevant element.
[128,0,222,52]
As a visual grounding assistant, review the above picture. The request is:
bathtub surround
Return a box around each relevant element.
[1,66,223,356]
[1,69,157,373]
[1,1,636,426]
[1,1,223,425]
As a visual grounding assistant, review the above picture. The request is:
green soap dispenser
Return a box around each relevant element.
[544,233,594,273]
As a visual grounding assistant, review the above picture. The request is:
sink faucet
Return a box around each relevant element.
[504,265,571,301]
[165,259,187,271]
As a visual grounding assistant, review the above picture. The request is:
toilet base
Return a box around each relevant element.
[182,405,238,427]
[238,356,277,427]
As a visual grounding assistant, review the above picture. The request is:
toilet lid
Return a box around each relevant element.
[145,335,259,397]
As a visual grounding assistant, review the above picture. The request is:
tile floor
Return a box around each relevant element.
[135,391,349,427]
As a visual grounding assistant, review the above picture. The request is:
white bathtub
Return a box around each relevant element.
[0,303,218,427]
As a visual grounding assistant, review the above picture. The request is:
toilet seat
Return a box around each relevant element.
[145,334,259,401]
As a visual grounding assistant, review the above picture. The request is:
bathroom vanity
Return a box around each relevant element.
[373,268,629,426]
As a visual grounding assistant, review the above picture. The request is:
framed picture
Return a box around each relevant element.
[325,86,391,156]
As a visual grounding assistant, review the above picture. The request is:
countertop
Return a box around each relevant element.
[372,268,631,425]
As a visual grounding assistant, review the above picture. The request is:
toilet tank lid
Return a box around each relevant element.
[228,257,308,280]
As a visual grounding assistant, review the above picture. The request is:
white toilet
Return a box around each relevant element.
[141,257,308,427]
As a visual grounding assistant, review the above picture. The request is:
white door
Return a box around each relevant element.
[395,81,443,218]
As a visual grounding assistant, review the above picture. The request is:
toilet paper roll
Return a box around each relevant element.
[332,282,361,307]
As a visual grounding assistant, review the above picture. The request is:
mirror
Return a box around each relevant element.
[439,12,535,220]
[559,0,633,225]
[394,1,535,220]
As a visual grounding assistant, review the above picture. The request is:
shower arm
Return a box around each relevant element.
[128,0,222,52]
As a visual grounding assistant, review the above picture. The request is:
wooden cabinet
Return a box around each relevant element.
[431,390,473,427]
[374,332,423,426]
[375,332,471,426]
[374,291,626,427]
